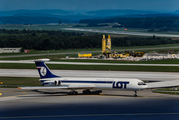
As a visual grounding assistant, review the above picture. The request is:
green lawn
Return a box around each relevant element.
[54,59,179,64]
[0,54,78,60]
[154,91,179,95]
[0,77,40,86]
[0,48,101,56]
[1,43,179,61]
[1,42,179,56]
[1,55,179,64]
[1,63,179,72]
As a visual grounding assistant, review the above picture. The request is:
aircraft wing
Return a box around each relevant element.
[18,85,95,90]
[146,80,179,89]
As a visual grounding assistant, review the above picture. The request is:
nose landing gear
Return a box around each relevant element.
[134,91,137,97]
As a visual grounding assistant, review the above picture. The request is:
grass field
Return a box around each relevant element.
[1,63,179,72]
[0,48,101,56]
[1,54,179,64]
[0,54,78,60]
[0,43,179,56]
[0,77,40,86]
[1,43,179,61]
[54,59,179,64]
[0,24,72,31]
[154,91,179,95]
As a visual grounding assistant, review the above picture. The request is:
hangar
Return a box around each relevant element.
[0,48,21,53]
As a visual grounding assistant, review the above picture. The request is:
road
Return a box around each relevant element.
[63,28,179,37]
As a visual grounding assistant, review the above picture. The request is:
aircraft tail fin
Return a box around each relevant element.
[34,59,59,79]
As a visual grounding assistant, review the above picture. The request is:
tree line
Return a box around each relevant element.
[79,17,179,31]
[0,29,178,50]
[0,16,63,24]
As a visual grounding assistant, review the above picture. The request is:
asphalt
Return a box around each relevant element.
[1,68,179,119]
[63,28,179,37]
[1,69,179,81]
[1,58,179,119]
[1,88,179,120]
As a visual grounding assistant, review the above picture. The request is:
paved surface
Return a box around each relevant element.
[1,88,179,120]
[1,60,179,67]
[1,67,179,119]
[1,69,179,81]
[63,28,179,37]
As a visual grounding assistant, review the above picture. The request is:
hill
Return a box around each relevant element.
[1,9,179,24]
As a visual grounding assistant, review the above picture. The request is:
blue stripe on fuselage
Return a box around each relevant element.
[61,81,113,84]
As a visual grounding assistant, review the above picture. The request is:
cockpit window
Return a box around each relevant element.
[138,82,146,85]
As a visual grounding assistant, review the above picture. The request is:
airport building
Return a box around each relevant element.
[0,48,21,53]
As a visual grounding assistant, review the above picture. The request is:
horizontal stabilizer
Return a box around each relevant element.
[146,80,179,89]
[34,59,50,62]
[18,85,95,90]
[18,86,68,90]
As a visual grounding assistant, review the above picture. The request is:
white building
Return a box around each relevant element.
[0,48,21,53]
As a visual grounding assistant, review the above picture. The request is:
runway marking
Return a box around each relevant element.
[0,91,27,93]
[0,94,41,101]
[1,113,179,119]
[4,95,179,101]
[0,96,23,101]
[98,94,179,100]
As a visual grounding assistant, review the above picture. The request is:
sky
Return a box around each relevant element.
[0,0,179,12]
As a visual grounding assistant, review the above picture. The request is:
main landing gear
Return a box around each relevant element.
[134,91,137,97]
[68,89,102,95]
[68,90,78,95]
[83,89,102,95]
[83,89,91,94]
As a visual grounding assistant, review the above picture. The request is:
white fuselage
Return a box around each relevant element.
[40,77,148,91]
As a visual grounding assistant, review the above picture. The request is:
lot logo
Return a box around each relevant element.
[40,67,47,76]
[113,81,129,89]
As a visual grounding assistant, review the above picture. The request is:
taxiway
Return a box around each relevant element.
[1,88,179,120]
[63,28,179,38]
[1,69,179,81]
[1,66,179,119]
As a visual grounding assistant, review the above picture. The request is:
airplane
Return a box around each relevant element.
[18,59,179,97]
